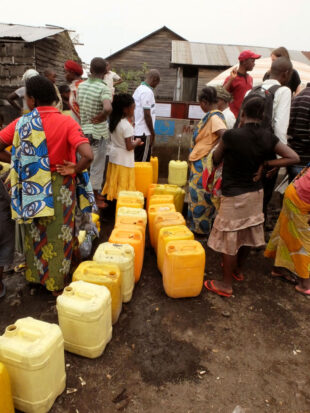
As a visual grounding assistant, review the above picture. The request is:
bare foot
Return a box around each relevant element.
[210,279,233,295]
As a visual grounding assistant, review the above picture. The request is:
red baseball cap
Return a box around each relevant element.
[238,50,261,61]
[64,60,83,76]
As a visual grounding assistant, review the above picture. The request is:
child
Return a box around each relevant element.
[205,96,299,297]
[102,93,143,200]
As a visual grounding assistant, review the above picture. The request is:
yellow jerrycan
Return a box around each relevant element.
[0,317,66,413]
[0,362,14,413]
[134,162,153,197]
[162,240,205,298]
[56,281,112,358]
[109,228,144,283]
[157,225,194,273]
[148,203,176,248]
[72,261,122,324]
[147,184,185,213]
[148,194,175,211]
[93,242,135,303]
[168,160,188,187]
[116,191,144,215]
[153,212,186,251]
[116,207,147,226]
[150,156,158,184]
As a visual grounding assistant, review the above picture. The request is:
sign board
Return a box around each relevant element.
[155,103,172,118]
[188,105,204,119]
[154,119,175,136]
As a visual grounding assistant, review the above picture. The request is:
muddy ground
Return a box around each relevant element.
[1,203,310,413]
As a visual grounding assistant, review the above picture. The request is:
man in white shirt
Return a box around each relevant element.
[7,68,39,114]
[133,69,160,162]
[245,57,292,218]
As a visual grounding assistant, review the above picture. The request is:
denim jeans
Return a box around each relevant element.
[85,134,109,191]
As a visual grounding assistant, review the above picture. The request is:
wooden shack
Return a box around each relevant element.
[0,23,81,122]
[105,26,185,100]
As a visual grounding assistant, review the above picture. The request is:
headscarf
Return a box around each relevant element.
[64,60,83,76]
[22,69,39,82]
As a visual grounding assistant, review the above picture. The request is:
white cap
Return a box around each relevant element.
[22,69,39,82]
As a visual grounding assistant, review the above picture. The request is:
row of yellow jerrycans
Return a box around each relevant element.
[0,194,149,412]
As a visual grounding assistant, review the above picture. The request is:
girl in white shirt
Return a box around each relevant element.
[102,94,143,200]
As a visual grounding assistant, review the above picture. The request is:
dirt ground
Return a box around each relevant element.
[1,204,310,413]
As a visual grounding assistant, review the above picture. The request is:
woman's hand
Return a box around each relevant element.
[253,164,264,182]
[56,160,76,176]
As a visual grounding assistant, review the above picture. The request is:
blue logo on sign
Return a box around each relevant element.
[155,120,175,136]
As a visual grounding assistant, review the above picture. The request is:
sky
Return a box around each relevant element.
[2,0,310,65]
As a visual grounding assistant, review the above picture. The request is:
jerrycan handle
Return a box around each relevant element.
[5,324,42,342]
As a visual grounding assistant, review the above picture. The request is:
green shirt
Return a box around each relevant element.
[77,77,112,140]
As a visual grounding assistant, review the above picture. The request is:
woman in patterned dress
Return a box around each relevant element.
[0,76,94,294]
[188,87,226,235]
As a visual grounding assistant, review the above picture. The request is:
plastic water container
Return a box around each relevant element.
[148,194,175,211]
[148,203,176,248]
[157,225,194,273]
[0,317,66,413]
[150,156,158,183]
[56,281,112,358]
[93,242,135,303]
[162,240,205,298]
[168,160,188,187]
[72,261,122,324]
[0,362,14,413]
[116,194,144,215]
[115,215,146,234]
[147,184,185,213]
[109,228,144,283]
[117,207,147,226]
[153,212,186,251]
[92,212,101,233]
[115,222,145,244]
[118,190,144,203]
[134,162,153,197]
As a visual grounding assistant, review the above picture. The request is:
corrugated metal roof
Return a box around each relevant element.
[171,41,310,66]
[0,23,65,42]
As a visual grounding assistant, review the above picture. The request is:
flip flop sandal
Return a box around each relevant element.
[271,271,298,285]
[295,286,310,296]
[221,262,244,281]
[204,280,232,298]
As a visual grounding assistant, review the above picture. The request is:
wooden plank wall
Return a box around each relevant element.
[0,32,80,123]
[196,67,228,100]
[35,31,81,85]
[107,28,182,100]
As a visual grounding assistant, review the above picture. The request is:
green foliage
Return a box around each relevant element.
[115,63,149,93]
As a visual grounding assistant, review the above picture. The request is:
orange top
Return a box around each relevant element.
[189,114,226,162]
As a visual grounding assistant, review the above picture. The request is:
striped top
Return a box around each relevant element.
[77,78,112,140]
[288,87,310,166]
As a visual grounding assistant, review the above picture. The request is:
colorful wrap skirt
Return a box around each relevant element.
[264,184,310,279]
[102,162,135,201]
[188,156,215,235]
[24,173,78,291]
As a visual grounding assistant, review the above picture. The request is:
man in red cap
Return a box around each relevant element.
[223,50,261,118]
[64,60,84,123]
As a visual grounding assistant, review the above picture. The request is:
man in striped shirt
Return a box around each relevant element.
[288,83,310,181]
[77,58,112,208]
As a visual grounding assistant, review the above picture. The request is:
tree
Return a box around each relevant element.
[115,63,149,94]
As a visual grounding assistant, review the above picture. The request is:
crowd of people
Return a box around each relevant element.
[0,46,309,300]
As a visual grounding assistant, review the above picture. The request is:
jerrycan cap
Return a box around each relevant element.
[6,324,18,336]
[64,286,74,296]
